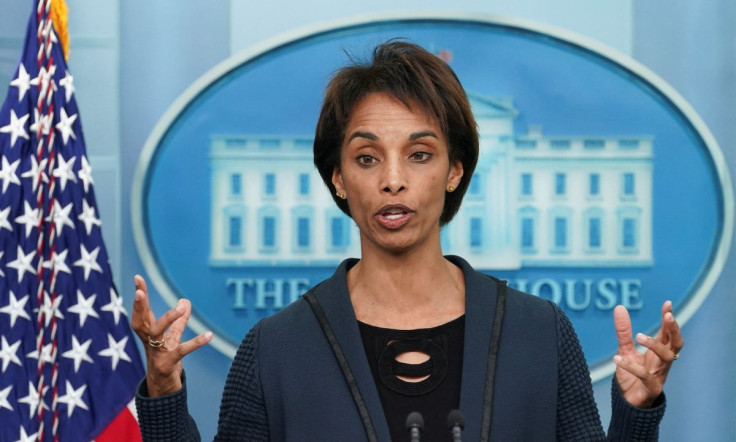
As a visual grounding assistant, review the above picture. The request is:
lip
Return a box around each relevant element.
[374,204,415,229]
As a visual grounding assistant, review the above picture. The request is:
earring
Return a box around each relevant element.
[447,186,455,193]
[336,191,346,199]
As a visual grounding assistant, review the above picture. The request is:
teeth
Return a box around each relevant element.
[385,213,403,220]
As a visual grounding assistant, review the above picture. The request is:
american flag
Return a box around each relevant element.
[0,1,145,441]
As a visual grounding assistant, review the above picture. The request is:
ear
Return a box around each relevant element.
[332,167,345,195]
[447,160,464,189]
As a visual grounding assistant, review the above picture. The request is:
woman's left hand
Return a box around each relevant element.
[612,300,684,408]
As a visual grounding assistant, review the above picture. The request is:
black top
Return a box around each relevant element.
[358,316,465,442]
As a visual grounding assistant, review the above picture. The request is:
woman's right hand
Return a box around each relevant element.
[130,275,213,397]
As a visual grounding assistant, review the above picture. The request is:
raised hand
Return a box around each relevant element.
[130,275,213,397]
[612,300,684,408]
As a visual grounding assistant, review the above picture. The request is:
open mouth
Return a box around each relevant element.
[375,205,414,228]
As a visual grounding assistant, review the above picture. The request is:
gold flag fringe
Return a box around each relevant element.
[49,0,70,60]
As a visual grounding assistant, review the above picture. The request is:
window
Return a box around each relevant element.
[584,139,605,149]
[331,217,345,248]
[264,173,276,196]
[623,173,635,196]
[589,217,601,248]
[329,215,350,250]
[228,216,241,247]
[555,173,566,196]
[554,217,567,248]
[521,217,534,248]
[470,218,482,248]
[469,173,481,195]
[263,217,276,248]
[230,173,241,196]
[589,173,600,196]
[299,173,310,195]
[297,217,310,248]
[521,173,533,196]
[550,139,570,149]
[516,139,537,149]
[622,218,636,248]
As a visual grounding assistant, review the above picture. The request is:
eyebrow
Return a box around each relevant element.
[346,130,439,143]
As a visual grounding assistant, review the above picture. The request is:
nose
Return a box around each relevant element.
[381,156,407,194]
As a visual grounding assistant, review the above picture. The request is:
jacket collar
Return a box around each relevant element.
[310,256,498,441]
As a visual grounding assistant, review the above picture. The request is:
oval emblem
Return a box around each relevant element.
[132,14,733,381]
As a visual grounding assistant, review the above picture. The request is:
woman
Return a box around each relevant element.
[132,41,683,441]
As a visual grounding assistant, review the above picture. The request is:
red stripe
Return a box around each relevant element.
[95,408,142,442]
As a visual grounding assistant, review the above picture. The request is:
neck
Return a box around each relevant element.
[348,237,465,328]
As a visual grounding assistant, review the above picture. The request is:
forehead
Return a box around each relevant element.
[346,92,440,131]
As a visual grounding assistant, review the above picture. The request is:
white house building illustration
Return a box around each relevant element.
[208,93,653,269]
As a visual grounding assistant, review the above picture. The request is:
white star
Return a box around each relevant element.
[9,64,31,102]
[0,336,22,372]
[0,206,13,232]
[17,381,48,418]
[13,426,39,442]
[0,384,13,411]
[29,107,52,137]
[0,109,30,147]
[37,292,64,327]
[59,70,75,103]
[20,153,48,191]
[52,154,77,191]
[0,251,4,277]
[73,245,102,281]
[29,65,56,100]
[47,202,75,234]
[57,380,89,417]
[61,335,94,372]
[42,248,71,276]
[98,334,132,370]
[101,288,127,325]
[6,246,36,282]
[67,290,99,327]
[0,156,22,192]
[78,156,94,193]
[26,342,54,364]
[55,108,77,145]
[0,291,31,327]
[77,199,101,235]
[14,201,40,238]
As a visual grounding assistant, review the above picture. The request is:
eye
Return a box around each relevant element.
[410,151,432,163]
[356,154,377,167]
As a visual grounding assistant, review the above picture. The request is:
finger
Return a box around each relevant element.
[656,301,684,351]
[175,331,213,358]
[614,354,651,380]
[635,333,678,362]
[148,302,187,338]
[166,299,192,346]
[131,275,155,338]
[613,305,636,355]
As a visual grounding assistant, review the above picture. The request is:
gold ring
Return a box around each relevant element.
[672,352,680,361]
[148,335,165,348]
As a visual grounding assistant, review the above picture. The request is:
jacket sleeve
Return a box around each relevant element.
[553,304,666,441]
[214,321,270,441]
[135,323,270,441]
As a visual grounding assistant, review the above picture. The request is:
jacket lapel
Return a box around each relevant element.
[451,256,498,441]
[310,259,392,441]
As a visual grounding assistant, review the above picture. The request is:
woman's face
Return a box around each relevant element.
[332,92,463,255]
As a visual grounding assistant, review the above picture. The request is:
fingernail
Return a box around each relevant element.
[635,333,648,344]
[614,355,622,363]
[204,331,213,340]
[175,301,185,312]
[665,312,674,321]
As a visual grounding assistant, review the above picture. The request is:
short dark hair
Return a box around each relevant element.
[313,39,479,226]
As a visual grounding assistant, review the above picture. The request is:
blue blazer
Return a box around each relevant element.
[257,256,559,441]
